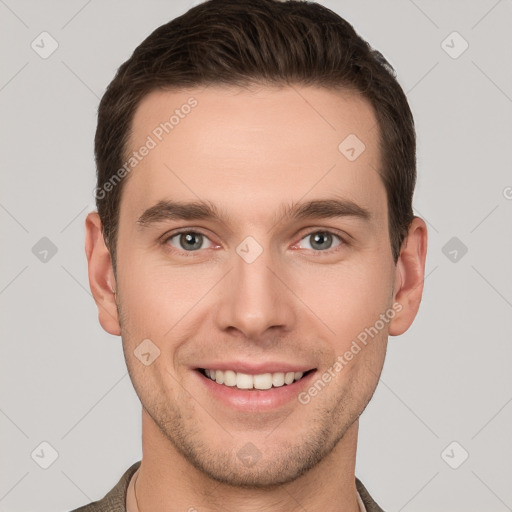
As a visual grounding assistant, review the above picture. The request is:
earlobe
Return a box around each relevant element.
[84,212,121,336]
[388,217,428,336]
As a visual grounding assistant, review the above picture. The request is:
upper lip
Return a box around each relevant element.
[195,361,316,374]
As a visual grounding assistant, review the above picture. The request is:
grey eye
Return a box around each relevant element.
[298,231,342,251]
[168,232,212,251]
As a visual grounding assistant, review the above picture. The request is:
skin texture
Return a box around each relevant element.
[85,85,427,512]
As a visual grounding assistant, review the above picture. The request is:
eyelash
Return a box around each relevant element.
[160,228,348,257]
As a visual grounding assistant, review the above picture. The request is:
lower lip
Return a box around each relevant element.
[194,369,317,412]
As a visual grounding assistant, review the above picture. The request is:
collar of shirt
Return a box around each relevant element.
[126,468,367,512]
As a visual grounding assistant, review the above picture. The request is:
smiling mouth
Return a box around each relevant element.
[197,368,315,390]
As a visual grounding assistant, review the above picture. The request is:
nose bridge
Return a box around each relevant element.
[215,236,296,338]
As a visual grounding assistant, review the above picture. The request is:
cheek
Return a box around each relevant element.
[116,248,223,338]
[298,258,394,342]
[116,234,232,376]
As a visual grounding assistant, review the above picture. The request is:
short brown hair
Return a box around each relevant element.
[94,0,416,272]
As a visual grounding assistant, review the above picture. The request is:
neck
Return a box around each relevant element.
[135,409,361,512]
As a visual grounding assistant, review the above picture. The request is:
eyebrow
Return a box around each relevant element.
[136,197,371,229]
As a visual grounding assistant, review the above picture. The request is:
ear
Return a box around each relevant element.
[84,211,121,336]
[388,216,428,336]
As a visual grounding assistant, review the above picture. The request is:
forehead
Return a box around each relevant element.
[120,85,385,226]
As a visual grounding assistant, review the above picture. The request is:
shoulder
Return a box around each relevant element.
[356,477,387,512]
[68,461,141,512]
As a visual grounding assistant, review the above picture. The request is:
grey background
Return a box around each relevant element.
[1,0,511,511]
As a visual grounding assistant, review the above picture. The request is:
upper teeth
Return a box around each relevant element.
[203,369,305,390]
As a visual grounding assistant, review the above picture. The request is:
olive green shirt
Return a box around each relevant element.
[69,460,385,512]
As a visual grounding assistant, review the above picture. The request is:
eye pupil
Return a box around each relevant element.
[310,232,332,250]
[180,232,203,250]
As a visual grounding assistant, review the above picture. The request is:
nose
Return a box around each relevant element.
[214,243,298,342]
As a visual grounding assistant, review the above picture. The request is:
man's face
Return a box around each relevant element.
[113,85,398,486]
